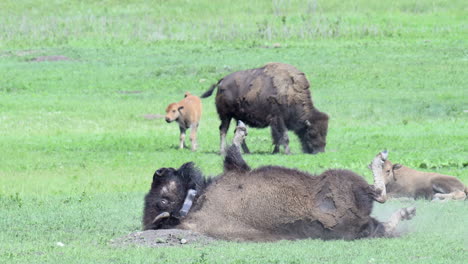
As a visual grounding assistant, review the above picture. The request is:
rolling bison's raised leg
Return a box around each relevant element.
[383,207,416,235]
[219,117,232,155]
[240,140,250,154]
[179,126,186,149]
[234,120,250,154]
[370,151,388,203]
[270,116,290,154]
[233,121,248,152]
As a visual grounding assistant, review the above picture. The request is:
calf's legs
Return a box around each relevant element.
[189,124,198,151]
[433,191,466,201]
[179,127,186,149]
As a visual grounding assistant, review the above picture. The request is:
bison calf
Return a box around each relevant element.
[164,92,202,151]
[375,153,467,201]
[142,126,415,241]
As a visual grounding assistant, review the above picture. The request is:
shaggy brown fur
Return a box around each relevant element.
[379,156,467,201]
[165,92,202,151]
[143,146,416,241]
[201,62,329,155]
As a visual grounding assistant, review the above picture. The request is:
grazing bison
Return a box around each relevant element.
[375,153,467,201]
[201,62,329,155]
[165,92,202,151]
[142,125,416,241]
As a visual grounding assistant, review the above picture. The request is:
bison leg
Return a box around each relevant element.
[234,120,250,154]
[219,117,232,155]
[433,191,466,201]
[431,180,467,201]
[383,207,416,235]
[240,140,250,154]
[270,117,290,154]
[189,124,198,151]
[370,151,388,203]
[233,121,248,151]
[179,126,186,149]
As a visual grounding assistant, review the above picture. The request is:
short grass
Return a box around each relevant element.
[0,0,467,263]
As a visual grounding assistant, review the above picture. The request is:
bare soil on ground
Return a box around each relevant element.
[111,229,216,247]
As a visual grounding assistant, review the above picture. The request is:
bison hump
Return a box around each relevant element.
[263,63,311,107]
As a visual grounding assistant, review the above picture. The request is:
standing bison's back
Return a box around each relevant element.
[202,62,329,154]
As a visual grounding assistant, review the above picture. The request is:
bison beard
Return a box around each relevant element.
[142,147,416,241]
[201,62,329,155]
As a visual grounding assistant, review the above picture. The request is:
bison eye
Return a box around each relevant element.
[386,170,391,173]
[172,110,176,113]
[158,199,169,208]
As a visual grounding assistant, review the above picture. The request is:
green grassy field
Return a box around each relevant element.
[0,0,467,263]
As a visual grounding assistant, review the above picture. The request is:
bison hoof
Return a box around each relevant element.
[400,207,416,220]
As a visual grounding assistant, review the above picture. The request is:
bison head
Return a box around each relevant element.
[382,160,402,184]
[367,154,402,185]
[299,113,329,154]
[165,103,184,123]
[142,162,204,230]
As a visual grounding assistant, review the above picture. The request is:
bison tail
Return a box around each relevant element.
[201,79,222,98]
[224,145,251,173]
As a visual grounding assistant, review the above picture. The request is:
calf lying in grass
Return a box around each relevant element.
[142,124,416,241]
[374,153,467,201]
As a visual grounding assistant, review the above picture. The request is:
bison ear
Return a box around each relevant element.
[393,164,402,170]
[151,168,169,188]
[178,106,184,112]
[154,168,169,178]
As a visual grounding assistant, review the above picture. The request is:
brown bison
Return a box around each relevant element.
[375,153,467,201]
[142,126,416,241]
[165,92,202,151]
[201,62,329,155]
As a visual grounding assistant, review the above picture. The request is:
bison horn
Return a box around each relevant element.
[155,168,167,177]
[305,120,311,127]
[152,212,170,224]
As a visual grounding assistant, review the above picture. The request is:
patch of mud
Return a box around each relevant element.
[30,55,72,62]
[142,114,164,120]
[110,229,216,247]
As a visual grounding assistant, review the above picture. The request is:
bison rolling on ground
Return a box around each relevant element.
[201,62,329,155]
[375,153,468,201]
[164,92,202,151]
[142,125,416,241]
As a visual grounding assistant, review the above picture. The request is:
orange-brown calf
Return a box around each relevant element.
[165,92,202,151]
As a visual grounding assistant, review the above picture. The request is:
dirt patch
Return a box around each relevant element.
[143,114,164,120]
[117,90,143,94]
[110,229,216,247]
[30,55,72,62]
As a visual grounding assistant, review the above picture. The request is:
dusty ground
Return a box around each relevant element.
[111,229,216,247]
[142,114,164,120]
[30,55,72,62]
